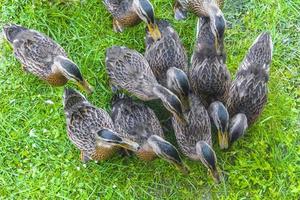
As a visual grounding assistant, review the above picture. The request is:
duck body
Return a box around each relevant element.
[3,24,94,93]
[172,94,211,159]
[144,20,188,86]
[111,94,165,147]
[105,46,157,100]
[190,17,230,105]
[166,67,220,182]
[172,94,220,182]
[104,0,162,40]
[188,0,224,17]
[105,46,187,124]
[111,94,189,173]
[174,0,224,19]
[3,24,67,85]
[227,32,273,126]
[63,88,139,162]
[173,0,226,58]
[104,0,141,32]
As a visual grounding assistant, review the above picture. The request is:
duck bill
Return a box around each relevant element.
[217,130,229,150]
[147,23,161,41]
[209,168,221,184]
[77,79,94,94]
[118,138,140,152]
[174,162,190,175]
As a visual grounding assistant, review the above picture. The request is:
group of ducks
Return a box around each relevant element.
[2,0,273,183]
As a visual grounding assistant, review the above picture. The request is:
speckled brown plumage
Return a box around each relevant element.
[144,20,188,86]
[64,89,121,161]
[111,95,164,159]
[174,0,224,18]
[3,24,69,86]
[227,32,272,125]
[172,94,211,160]
[104,0,142,31]
[190,17,230,105]
[111,95,189,174]
[111,95,164,144]
[105,46,187,124]
[106,46,158,100]
[188,0,223,17]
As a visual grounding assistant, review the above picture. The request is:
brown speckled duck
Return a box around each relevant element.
[190,17,230,102]
[144,20,188,87]
[111,93,189,174]
[166,67,220,183]
[226,32,273,148]
[63,88,139,162]
[104,0,161,40]
[3,24,93,93]
[105,46,187,124]
[190,17,231,149]
[173,0,225,51]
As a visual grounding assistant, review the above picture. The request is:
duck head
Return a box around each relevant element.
[166,67,191,112]
[196,141,220,183]
[54,56,94,94]
[133,0,161,41]
[96,129,140,152]
[229,113,248,144]
[208,101,229,149]
[152,85,187,125]
[138,135,189,174]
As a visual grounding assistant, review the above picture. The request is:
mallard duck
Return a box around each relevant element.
[173,0,225,51]
[3,24,93,93]
[105,46,187,124]
[225,32,273,148]
[111,93,189,174]
[63,88,140,162]
[166,67,220,183]
[144,19,188,87]
[103,0,161,40]
[190,17,231,149]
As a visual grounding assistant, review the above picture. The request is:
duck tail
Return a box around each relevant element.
[237,32,273,79]
[3,24,27,44]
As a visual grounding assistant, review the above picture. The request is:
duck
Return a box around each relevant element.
[225,32,273,148]
[103,0,161,40]
[166,67,221,183]
[173,0,225,51]
[2,24,93,93]
[105,46,187,125]
[144,19,188,87]
[63,88,140,162]
[190,17,231,149]
[111,93,189,174]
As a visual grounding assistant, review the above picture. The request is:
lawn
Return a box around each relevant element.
[0,0,299,199]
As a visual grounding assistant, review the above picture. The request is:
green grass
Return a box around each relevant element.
[0,0,299,199]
